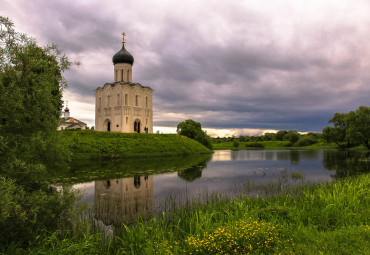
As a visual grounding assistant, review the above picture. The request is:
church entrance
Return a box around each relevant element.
[134,119,141,133]
[104,119,111,132]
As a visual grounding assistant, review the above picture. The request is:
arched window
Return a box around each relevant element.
[127,70,130,81]
[125,94,128,105]
[134,176,141,189]
[146,96,148,107]
[115,69,117,81]
[117,94,121,105]
[99,97,101,108]
[121,69,123,81]
[135,95,139,106]
[107,95,111,106]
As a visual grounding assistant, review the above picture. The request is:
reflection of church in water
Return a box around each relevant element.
[95,33,153,133]
[95,176,153,225]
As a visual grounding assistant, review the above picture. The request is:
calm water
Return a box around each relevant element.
[65,149,369,225]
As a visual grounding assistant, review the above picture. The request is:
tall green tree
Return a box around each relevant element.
[177,119,212,149]
[346,106,370,149]
[283,130,300,143]
[276,130,287,141]
[0,17,78,245]
[323,106,370,149]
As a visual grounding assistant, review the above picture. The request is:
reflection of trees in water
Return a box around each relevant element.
[59,154,213,184]
[275,150,320,164]
[290,151,300,164]
[323,150,370,178]
[264,151,274,160]
[177,156,212,182]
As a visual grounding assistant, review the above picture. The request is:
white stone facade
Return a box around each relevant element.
[95,82,153,133]
[95,40,153,133]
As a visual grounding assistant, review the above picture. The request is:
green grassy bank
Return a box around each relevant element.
[213,141,339,150]
[5,173,368,254]
[59,130,212,159]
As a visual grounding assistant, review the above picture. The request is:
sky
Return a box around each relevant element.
[1,0,370,137]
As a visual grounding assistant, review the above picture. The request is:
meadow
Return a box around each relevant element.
[6,173,368,254]
[59,130,212,159]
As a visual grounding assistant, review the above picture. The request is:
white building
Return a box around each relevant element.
[95,33,153,133]
[58,106,87,130]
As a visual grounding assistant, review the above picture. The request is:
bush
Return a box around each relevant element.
[233,139,240,148]
[245,142,265,148]
[284,142,293,147]
[295,136,318,147]
[0,176,77,245]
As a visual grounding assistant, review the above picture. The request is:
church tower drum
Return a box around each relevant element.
[95,33,153,133]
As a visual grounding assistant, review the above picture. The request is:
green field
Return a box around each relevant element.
[59,130,212,159]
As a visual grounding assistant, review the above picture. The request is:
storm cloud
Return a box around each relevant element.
[2,0,370,135]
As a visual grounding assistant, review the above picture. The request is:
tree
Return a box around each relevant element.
[177,119,212,149]
[322,106,370,149]
[346,106,370,149]
[276,130,287,141]
[233,139,240,148]
[283,130,300,143]
[263,132,277,141]
[322,126,347,148]
[0,17,78,245]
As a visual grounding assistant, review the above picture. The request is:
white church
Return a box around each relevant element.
[95,33,153,133]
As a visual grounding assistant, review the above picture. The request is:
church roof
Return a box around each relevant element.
[112,43,134,65]
[61,117,87,126]
[95,82,153,91]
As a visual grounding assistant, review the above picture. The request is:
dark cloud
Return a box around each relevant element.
[2,0,370,133]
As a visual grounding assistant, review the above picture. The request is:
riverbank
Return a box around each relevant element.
[213,141,339,150]
[7,173,368,254]
[59,130,212,159]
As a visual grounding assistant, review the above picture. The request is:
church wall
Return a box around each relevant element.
[95,83,153,133]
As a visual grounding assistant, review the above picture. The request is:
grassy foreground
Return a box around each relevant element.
[6,173,369,254]
[59,130,212,159]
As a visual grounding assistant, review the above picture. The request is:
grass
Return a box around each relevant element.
[291,171,305,180]
[213,141,339,150]
[4,173,368,254]
[59,130,212,159]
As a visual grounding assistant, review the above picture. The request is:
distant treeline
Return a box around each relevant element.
[213,131,322,148]
[213,106,369,150]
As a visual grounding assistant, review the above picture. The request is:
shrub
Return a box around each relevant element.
[284,142,293,147]
[0,176,77,245]
[233,139,240,148]
[296,136,318,147]
[246,142,265,148]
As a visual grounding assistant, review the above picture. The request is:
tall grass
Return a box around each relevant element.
[4,174,369,254]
